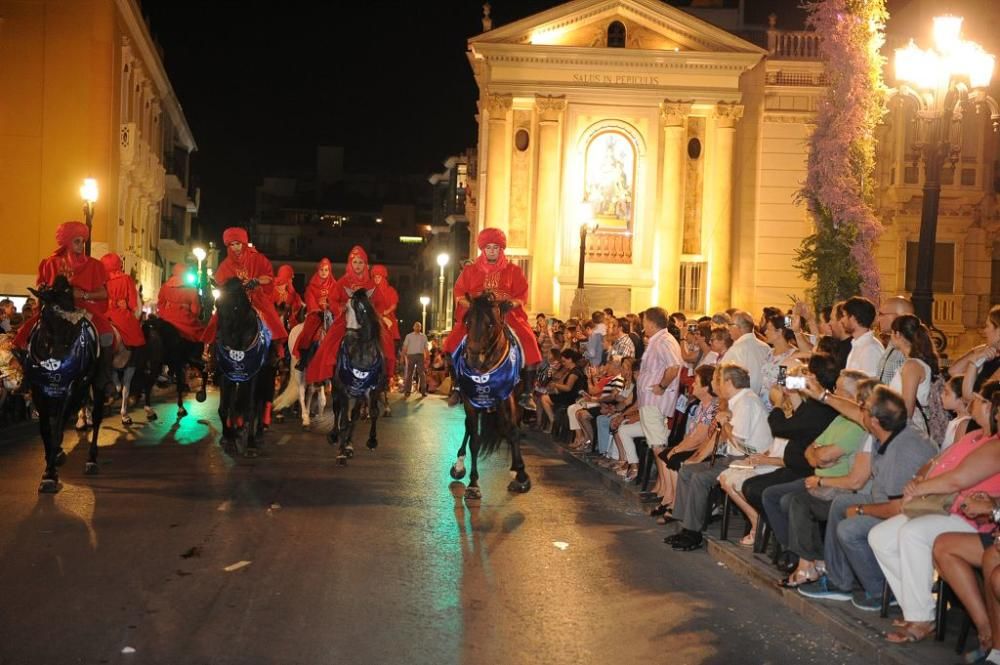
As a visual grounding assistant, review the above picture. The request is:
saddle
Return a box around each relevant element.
[451,330,522,410]
[24,318,99,397]
[335,344,383,398]
[216,319,272,383]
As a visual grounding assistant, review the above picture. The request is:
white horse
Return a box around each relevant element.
[273,322,327,429]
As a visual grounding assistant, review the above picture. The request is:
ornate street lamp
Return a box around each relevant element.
[570,202,598,320]
[80,178,98,257]
[436,252,450,331]
[892,16,998,329]
[419,295,430,332]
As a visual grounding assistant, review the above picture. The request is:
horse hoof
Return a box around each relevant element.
[366,440,377,451]
[196,390,207,403]
[84,462,99,475]
[464,486,482,502]
[302,423,310,431]
[244,448,259,459]
[345,445,355,459]
[178,408,188,418]
[507,477,532,493]
[327,432,338,446]
[121,415,133,426]
[450,463,466,480]
[38,478,62,494]
[54,450,68,467]
[275,414,285,423]
[336,455,348,466]
[146,410,158,421]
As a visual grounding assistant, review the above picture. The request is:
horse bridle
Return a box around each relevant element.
[466,302,509,370]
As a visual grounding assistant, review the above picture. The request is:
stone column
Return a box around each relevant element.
[484,93,512,236]
[531,95,566,315]
[704,102,743,312]
[658,100,690,311]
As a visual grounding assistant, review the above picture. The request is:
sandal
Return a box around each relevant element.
[885,621,934,644]
[777,567,819,589]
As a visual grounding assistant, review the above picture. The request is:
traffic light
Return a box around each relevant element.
[185,270,197,286]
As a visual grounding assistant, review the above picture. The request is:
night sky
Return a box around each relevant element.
[142,0,805,231]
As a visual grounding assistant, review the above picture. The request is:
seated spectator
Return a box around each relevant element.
[941,375,972,451]
[573,358,626,452]
[426,338,448,394]
[709,326,733,364]
[762,370,871,583]
[950,305,1000,396]
[665,363,772,551]
[648,364,719,517]
[534,313,553,357]
[843,296,884,376]
[0,299,14,333]
[760,316,800,410]
[606,316,635,362]
[535,347,568,430]
[887,314,938,435]
[684,320,717,368]
[596,359,637,461]
[540,349,585,433]
[825,302,853,369]
[798,384,945,609]
[871,387,1000,644]
[569,363,614,449]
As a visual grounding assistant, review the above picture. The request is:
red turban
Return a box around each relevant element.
[371,265,388,279]
[477,228,506,250]
[223,227,249,246]
[100,253,123,274]
[276,265,295,284]
[55,221,90,249]
[347,245,368,266]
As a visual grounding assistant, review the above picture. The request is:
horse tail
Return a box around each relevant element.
[273,367,300,410]
[475,405,514,458]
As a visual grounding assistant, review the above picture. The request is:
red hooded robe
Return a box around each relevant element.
[443,227,541,365]
[14,221,112,348]
[306,246,394,384]
[158,264,205,343]
[294,258,336,358]
[100,253,145,347]
[272,264,303,328]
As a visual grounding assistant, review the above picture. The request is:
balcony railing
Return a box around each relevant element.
[767,29,822,59]
[586,233,632,264]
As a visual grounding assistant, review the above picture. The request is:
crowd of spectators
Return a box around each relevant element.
[526,297,1000,657]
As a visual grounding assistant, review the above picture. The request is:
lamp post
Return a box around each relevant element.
[892,16,998,329]
[436,252,449,331]
[80,178,98,257]
[570,202,598,320]
[419,295,430,332]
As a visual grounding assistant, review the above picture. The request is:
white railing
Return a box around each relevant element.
[767,30,822,60]
[932,294,964,328]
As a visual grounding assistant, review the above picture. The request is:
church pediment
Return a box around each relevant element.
[470,0,765,54]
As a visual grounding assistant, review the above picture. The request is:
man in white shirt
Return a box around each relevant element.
[724,310,770,394]
[842,296,884,377]
[667,363,772,551]
[401,322,429,398]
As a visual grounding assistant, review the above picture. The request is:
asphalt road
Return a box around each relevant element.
[0,391,872,665]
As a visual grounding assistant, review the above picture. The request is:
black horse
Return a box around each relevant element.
[215,277,275,457]
[17,276,103,493]
[449,292,531,501]
[121,319,165,424]
[326,287,385,464]
[146,316,207,418]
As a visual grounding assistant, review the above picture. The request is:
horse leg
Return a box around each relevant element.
[85,385,102,475]
[327,391,341,447]
[37,394,62,493]
[344,398,361,458]
[450,429,469,480]
[299,377,310,429]
[317,383,327,416]
[196,361,208,403]
[175,362,187,417]
[505,400,531,493]
[143,365,158,421]
[366,392,379,451]
[464,408,482,502]
[120,366,135,425]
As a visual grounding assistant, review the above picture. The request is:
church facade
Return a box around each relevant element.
[465,0,999,352]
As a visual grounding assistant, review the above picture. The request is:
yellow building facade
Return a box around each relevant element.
[0,0,196,301]
[467,0,999,352]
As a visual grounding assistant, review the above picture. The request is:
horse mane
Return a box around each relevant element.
[217,278,257,348]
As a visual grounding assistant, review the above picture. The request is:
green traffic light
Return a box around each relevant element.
[185,271,197,285]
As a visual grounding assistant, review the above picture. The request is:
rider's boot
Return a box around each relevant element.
[96,342,116,401]
[446,362,461,407]
[517,365,537,410]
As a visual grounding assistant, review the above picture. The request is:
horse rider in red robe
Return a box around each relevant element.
[293,258,336,366]
[371,265,400,383]
[157,264,205,343]
[14,221,116,396]
[306,246,393,385]
[100,253,145,348]
[273,264,303,330]
[202,227,288,347]
[443,227,542,406]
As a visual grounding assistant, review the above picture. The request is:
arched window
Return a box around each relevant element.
[607,21,626,48]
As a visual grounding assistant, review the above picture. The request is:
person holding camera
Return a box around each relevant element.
[760,315,799,410]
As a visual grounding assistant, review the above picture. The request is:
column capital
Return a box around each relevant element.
[486,93,513,118]
[714,102,744,128]
[660,100,692,127]
[534,94,566,122]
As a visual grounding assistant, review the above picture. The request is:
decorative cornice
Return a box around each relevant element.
[534,94,566,121]
[714,102,744,128]
[660,100,692,127]
[486,93,513,117]
[479,48,755,74]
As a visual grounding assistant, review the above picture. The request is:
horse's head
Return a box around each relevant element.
[348,288,378,340]
[216,278,256,346]
[463,292,505,370]
[29,275,75,315]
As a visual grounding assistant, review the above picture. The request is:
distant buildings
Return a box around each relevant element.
[0,0,199,302]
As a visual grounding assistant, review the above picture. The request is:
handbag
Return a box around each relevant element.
[902,493,958,519]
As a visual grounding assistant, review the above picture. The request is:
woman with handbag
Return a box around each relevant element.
[869,382,1000,644]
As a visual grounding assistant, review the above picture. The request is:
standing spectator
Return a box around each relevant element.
[535,313,553,357]
[0,299,14,333]
[842,296,884,377]
[401,322,429,398]
[21,297,37,321]
[586,311,607,368]
[607,316,635,362]
[888,314,938,434]
[759,316,799,410]
[874,296,913,384]
[725,311,771,394]
[627,316,644,360]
